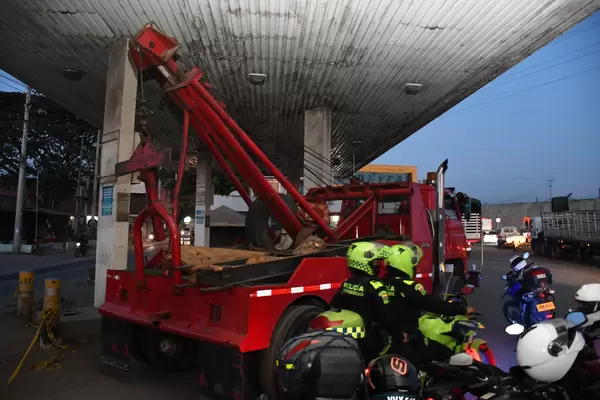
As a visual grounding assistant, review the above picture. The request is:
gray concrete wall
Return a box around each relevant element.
[482,198,600,229]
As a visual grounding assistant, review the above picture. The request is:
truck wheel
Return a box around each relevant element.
[245,194,298,251]
[533,240,543,256]
[550,244,562,260]
[140,329,198,372]
[260,304,325,400]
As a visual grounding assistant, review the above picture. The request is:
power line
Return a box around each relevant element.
[481,46,600,91]
[445,64,600,117]
[495,40,600,78]
[553,20,600,43]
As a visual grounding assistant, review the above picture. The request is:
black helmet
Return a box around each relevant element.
[366,355,421,399]
[275,331,365,400]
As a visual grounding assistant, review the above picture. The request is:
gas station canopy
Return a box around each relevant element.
[0,0,596,177]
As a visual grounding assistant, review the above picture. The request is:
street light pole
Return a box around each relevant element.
[75,136,84,236]
[35,163,39,250]
[13,86,32,253]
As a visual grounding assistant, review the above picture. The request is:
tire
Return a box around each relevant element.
[260,304,325,400]
[550,243,562,260]
[532,240,543,256]
[503,300,521,324]
[245,193,298,250]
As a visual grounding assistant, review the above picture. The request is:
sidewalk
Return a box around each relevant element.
[0,253,95,282]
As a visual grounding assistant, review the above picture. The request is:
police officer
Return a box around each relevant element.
[381,242,476,365]
[329,241,412,363]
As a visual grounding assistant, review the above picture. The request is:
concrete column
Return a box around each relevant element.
[303,107,332,191]
[94,39,138,308]
[194,153,213,247]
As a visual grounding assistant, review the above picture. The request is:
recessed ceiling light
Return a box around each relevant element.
[248,73,267,86]
[404,83,423,95]
[61,68,84,81]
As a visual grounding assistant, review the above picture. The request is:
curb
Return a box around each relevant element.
[0,258,95,283]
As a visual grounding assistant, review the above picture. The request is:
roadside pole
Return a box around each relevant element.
[13,86,32,254]
[74,136,84,236]
[90,128,101,218]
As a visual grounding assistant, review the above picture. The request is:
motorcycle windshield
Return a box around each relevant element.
[443,276,465,296]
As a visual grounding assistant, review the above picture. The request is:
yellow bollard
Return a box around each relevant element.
[17,270,34,321]
[42,278,61,345]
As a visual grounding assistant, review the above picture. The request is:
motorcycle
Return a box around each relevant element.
[425,311,592,400]
[74,241,88,257]
[502,252,555,328]
[419,276,496,365]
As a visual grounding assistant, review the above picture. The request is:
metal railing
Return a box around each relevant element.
[462,213,482,241]
[541,210,600,243]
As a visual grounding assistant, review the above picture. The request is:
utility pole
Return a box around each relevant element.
[90,129,101,218]
[546,179,554,200]
[13,86,32,253]
[74,136,84,236]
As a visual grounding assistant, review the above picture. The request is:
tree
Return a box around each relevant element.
[0,92,97,209]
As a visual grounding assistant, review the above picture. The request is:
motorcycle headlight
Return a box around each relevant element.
[76,242,81,246]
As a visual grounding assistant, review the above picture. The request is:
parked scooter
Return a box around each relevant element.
[502,252,555,328]
[418,276,496,365]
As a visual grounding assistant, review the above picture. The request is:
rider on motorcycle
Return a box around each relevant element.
[381,243,476,365]
[507,254,553,299]
[329,241,412,363]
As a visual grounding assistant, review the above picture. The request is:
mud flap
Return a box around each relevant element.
[100,316,133,371]
[198,342,260,400]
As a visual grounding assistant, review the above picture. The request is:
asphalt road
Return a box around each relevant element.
[0,261,95,304]
[1,247,599,399]
[468,246,600,370]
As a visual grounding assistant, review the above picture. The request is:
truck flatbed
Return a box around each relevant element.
[541,210,600,244]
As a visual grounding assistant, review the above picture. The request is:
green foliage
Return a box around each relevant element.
[0,92,97,208]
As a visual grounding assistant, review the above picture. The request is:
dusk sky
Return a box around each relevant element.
[1,11,599,204]
[375,10,600,204]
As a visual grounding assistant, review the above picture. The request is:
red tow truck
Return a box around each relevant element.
[99,24,481,400]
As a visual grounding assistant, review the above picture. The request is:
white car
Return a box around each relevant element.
[504,233,528,248]
[483,231,498,245]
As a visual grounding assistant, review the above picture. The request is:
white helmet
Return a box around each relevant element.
[575,283,600,313]
[515,319,585,383]
[509,254,528,273]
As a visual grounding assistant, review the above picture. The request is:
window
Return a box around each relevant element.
[378,196,409,215]
[444,197,459,220]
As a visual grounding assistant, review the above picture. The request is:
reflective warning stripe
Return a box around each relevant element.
[327,326,366,339]
[252,283,341,298]
[415,273,433,279]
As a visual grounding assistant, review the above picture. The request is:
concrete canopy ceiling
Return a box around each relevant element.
[0,0,597,179]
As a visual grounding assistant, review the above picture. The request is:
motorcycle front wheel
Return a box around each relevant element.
[502,300,522,325]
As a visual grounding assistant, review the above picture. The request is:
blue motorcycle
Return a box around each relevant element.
[501,252,555,328]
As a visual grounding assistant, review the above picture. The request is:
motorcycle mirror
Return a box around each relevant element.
[523,252,529,259]
[505,323,525,335]
[565,311,587,328]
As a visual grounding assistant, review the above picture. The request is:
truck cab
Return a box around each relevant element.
[333,173,475,290]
